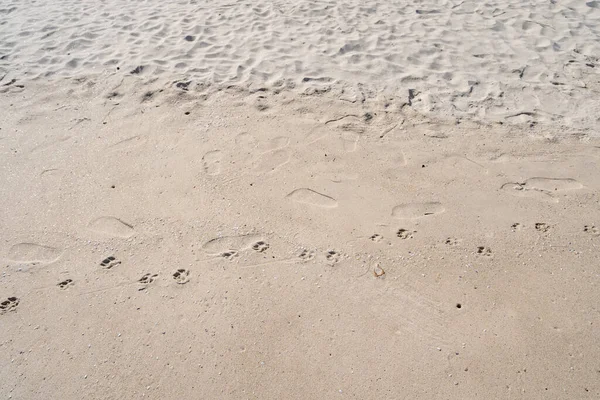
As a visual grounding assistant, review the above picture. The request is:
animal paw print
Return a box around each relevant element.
[326,250,340,264]
[369,234,383,242]
[445,237,459,246]
[535,223,551,233]
[511,223,522,231]
[298,249,315,261]
[252,241,270,252]
[100,256,121,269]
[138,273,158,285]
[477,246,492,257]
[373,264,385,278]
[57,279,73,290]
[396,229,415,239]
[221,251,239,260]
[0,297,19,314]
[173,269,190,284]
[584,225,599,236]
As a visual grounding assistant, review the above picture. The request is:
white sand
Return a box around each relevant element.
[1,0,600,398]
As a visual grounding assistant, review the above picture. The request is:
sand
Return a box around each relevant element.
[1,0,600,399]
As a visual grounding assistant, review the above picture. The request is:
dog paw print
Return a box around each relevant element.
[445,237,459,246]
[173,269,190,284]
[138,273,158,285]
[396,229,415,239]
[100,256,121,269]
[298,249,316,261]
[326,250,341,264]
[221,251,239,260]
[584,225,599,236]
[0,297,19,314]
[57,279,73,290]
[252,241,270,253]
[476,246,492,257]
[369,234,383,242]
[535,223,551,233]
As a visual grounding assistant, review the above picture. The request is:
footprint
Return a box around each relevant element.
[57,279,73,290]
[476,246,492,257]
[535,223,551,233]
[501,178,582,202]
[298,249,316,261]
[88,217,134,238]
[221,251,239,260]
[100,256,121,269]
[287,188,338,208]
[202,150,223,176]
[370,234,383,242]
[445,237,460,246]
[373,264,386,278]
[258,136,290,152]
[584,225,599,236]
[0,297,19,314]
[396,229,415,239]
[326,250,341,264]
[253,149,291,174]
[138,273,158,285]
[203,234,262,255]
[173,269,190,284]
[341,131,359,152]
[511,223,523,231]
[392,202,444,219]
[8,243,62,263]
[252,241,270,252]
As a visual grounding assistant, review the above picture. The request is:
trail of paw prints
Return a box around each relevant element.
[100,256,121,269]
[138,273,158,290]
[57,279,73,290]
[535,223,551,233]
[396,229,415,239]
[584,225,599,236]
[173,269,190,284]
[326,250,341,265]
[252,241,270,253]
[0,297,19,314]
[476,246,492,257]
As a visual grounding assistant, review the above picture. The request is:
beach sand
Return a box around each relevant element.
[1,0,600,398]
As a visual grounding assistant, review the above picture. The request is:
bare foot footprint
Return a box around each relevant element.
[252,241,270,252]
[57,279,73,290]
[202,150,223,176]
[0,297,19,314]
[173,269,190,284]
[100,256,121,269]
[287,188,338,208]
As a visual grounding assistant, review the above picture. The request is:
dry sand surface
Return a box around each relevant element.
[1,0,600,399]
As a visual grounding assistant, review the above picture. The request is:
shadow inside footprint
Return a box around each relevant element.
[252,241,270,252]
[100,256,121,269]
[0,297,19,313]
[173,269,190,284]
[57,279,73,289]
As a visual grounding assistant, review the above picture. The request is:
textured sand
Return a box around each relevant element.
[1,1,600,399]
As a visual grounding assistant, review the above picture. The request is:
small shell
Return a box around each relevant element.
[373,264,385,278]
